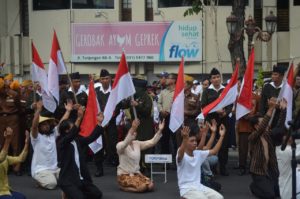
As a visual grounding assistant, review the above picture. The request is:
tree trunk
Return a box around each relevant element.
[228,0,246,76]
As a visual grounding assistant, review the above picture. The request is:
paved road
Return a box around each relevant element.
[9,151,256,199]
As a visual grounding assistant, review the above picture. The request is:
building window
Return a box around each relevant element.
[33,0,114,10]
[33,0,70,10]
[122,0,131,8]
[147,0,153,8]
[277,0,289,31]
[294,0,300,5]
[254,0,262,29]
[158,0,192,8]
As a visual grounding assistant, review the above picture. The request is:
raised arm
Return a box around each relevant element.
[209,124,226,155]
[31,100,43,139]
[277,98,287,128]
[197,122,208,150]
[139,119,165,151]
[8,130,29,165]
[116,119,139,154]
[0,127,13,163]
[177,126,191,163]
[58,99,74,126]
[249,98,277,141]
[79,112,105,145]
[203,120,217,150]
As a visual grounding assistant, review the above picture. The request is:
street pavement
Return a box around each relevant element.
[9,150,256,199]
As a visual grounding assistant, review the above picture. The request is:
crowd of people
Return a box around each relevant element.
[0,63,300,199]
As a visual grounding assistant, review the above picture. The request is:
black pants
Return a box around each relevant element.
[160,115,177,155]
[218,118,229,170]
[103,119,119,163]
[238,132,250,168]
[61,182,102,199]
[250,174,279,199]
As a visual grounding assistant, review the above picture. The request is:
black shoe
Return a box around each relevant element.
[95,168,104,177]
[220,168,229,176]
[238,168,246,176]
[14,171,23,176]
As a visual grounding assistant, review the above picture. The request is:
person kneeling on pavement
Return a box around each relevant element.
[57,106,103,199]
[176,125,225,199]
[30,100,73,189]
[116,119,165,193]
[0,127,29,199]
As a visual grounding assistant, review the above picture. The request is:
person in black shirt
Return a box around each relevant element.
[57,106,104,199]
[201,68,232,176]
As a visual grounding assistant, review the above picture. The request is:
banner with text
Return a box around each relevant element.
[71,21,202,62]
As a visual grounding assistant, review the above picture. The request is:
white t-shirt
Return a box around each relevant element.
[31,127,59,177]
[176,150,209,196]
[276,141,300,199]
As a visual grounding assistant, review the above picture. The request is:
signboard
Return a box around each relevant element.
[145,154,172,163]
[71,21,202,62]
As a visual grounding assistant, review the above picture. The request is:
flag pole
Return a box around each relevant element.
[54,30,78,104]
[268,57,294,126]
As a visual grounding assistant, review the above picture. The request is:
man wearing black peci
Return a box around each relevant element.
[201,68,232,176]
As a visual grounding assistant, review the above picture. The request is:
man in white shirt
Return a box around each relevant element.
[176,125,225,199]
[31,100,73,189]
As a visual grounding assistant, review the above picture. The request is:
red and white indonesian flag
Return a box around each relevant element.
[236,48,255,120]
[197,63,239,120]
[169,57,185,132]
[48,30,67,103]
[31,42,57,112]
[278,62,294,128]
[102,52,136,127]
[80,80,103,153]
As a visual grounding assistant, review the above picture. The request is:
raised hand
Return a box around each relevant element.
[65,99,73,112]
[131,119,140,131]
[77,105,84,119]
[158,119,165,131]
[4,127,13,141]
[268,97,277,109]
[219,124,226,137]
[36,100,43,111]
[279,98,287,110]
[181,126,190,139]
[97,112,104,124]
[24,130,30,145]
[208,119,217,133]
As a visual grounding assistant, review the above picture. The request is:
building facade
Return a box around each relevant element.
[0,0,299,82]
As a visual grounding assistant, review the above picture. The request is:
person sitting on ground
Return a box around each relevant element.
[31,100,73,189]
[116,119,165,193]
[248,97,284,199]
[57,106,103,199]
[0,127,29,199]
[176,125,225,199]
[198,120,221,192]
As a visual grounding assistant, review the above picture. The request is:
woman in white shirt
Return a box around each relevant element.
[116,119,165,193]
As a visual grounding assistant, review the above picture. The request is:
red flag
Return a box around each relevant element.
[48,30,66,103]
[197,63,239,120]
[31,42,57,112]
[169,57,185,132]
[102,52,136,127]
[80,80,99,137]
[236,48,255,120]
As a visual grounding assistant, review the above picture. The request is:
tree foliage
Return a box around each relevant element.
[183,0,203,17]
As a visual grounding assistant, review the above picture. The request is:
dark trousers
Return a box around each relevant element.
[0,191,26,199]
[238,132,250,168]
[250,174,279,199]
[61,182,102,199]
[218,118,229,170]
[103,119,119,163]
[160,115,177,158]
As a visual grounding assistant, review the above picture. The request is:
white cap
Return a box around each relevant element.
[193,80,199,84]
